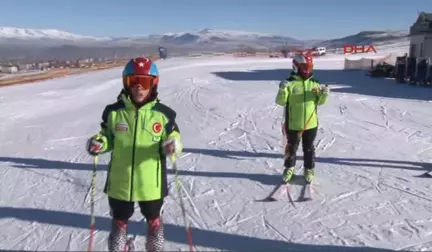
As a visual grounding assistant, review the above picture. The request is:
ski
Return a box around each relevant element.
[285,183,296,207]
[256,182,296,207]
[297,183,313,202]
[257,170,314,204]
[255,183,286,202]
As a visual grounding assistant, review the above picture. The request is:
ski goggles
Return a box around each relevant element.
[296,62,313,73]
[123,75,157,90]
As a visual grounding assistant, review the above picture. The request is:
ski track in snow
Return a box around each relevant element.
[1,54,432,251]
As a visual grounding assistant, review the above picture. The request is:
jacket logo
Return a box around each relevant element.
[115,122,129,132]
[152,122,162,133]
[293,87,301,94]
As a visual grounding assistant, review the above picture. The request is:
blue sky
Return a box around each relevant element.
[1,0,431,40]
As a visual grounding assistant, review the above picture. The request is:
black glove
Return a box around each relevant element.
[86,136,104,156]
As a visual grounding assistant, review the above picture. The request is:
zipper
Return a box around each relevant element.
[303,81,306,129]
[106,152,114,193]
[288,103,292,129]
[156,161,159,187]
[130,109,139,201]
[286,89,292,129]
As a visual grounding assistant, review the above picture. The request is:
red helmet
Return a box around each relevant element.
[292,54,313,79]
[122,57,159,86]
[121,57,160,100]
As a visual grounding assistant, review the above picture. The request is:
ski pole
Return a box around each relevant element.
[170,155,194,252]
[300,84,328,136]
[87,155,98,252]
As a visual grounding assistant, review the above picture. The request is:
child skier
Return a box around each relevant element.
[275,53,329,184]
[86,56,182,252]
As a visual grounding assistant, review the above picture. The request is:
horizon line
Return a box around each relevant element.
[0,25,410,41]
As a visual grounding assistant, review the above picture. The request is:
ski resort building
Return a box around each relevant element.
[409,12,432,58]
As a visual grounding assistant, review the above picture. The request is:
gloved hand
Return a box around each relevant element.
[320,85,330,94]
[162,137,181,156]
[86,135,105,156]
[278,80,289,89]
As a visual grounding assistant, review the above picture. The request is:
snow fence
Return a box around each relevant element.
[344,53,402,70]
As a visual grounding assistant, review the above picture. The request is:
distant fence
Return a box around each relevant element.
[344,53,403,70]
[186,52,228,57]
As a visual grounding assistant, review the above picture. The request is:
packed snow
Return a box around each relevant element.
[1,51,432,251]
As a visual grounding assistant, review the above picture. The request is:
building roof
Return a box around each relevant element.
[410,12,432,36]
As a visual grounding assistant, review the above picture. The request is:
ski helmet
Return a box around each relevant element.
[122,57,160,99]
[292,54,313,79]
[122,57,159,87]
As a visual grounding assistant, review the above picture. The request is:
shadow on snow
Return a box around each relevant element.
[0,147,424,250]
[0,206,396,251]
[0,147,430,187]
[211,68,432,101]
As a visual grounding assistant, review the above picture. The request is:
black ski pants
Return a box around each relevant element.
[284,127,318,169]
[108,197,164,222]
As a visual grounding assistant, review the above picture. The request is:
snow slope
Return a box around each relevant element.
[1,54,432,251]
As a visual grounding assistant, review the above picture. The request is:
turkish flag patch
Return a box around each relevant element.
[152,122,162,133]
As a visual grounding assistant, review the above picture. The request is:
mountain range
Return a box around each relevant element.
[0,26,410,62]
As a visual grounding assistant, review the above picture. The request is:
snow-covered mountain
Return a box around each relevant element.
[158,29,285,43]
[0,27,111,48]
[153,28,304,48]
[0,27,105,40]
[0,26,302,48]
[0,26,410,49]
[316,30,410,48]
[0,26,410,61]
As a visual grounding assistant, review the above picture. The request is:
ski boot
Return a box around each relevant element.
[282,167,295,184]
[145,217,164,252]
[108,219,129,252]
[304,168,314,184]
